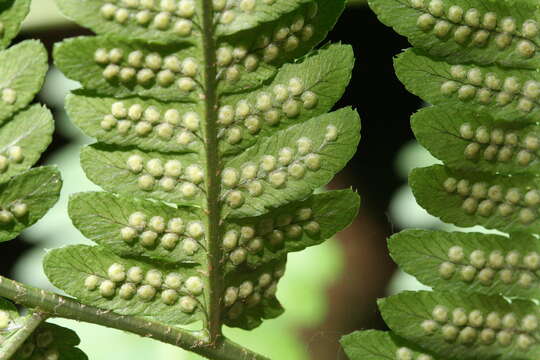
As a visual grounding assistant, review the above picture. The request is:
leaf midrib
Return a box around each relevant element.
[200,0,224,341]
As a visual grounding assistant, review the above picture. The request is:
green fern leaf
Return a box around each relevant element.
[390,229,540,299]
[0,0,30,50]
[222,257,286,330]
[68,191,205,264]
[0,1,84,358]
[66,93,203,153]
[411,164,540,232]
[0,166,62,242]
[0,40,48,123]
[222,189,360,271]
[395,49,540,123]
[0,21,61,244]
[55,0,324,42]
[50,0,359,346]
[44,245,205,325]
[351,0,540,358]
[0,298,87,360]
[412,105,540,175]
[215,0,346,93]
[217,44,355,154]
[340,330,444,360]
[370,0,540,68]
[380,290,540,359]
[12,323,88,360]
[65,44,354,155]
[54,37,201,102]
[221,108,360,218]
[0,105,54,183]
[80,144,204,206]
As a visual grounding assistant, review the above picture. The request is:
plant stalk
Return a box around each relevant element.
[200,0,224,343]
[0,276,269,360]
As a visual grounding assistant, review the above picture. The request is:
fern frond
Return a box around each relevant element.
[0,1,61,244]
[344,0,540,358]
[47,0,360,355]
[341,330,444,360]
[0,1,82,358]
[0,298,87,360]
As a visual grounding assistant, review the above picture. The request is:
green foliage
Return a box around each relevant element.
[344,0,540,358]
[47,0,360,356]
[68,191,205,264]
[0,105,54,183]
[0,0,31,50]
[390,230,540,299]
[221,108,360,218]
[370,0,540,68]
[222,190,360,271]
[0,298,87,360]
[0,0,61,242]
[411,106,538,174]
[341,330,442,360]
[0,167,62,242]
[45,245,205,325]
[79,144,203,206]
[395,50,540,123]
[0,41,48,123]
[0,1,82,358]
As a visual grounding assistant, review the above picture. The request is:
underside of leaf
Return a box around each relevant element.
[359,0,540,359]
[52,0,359,338]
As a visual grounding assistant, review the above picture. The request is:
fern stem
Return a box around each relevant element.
[0,276,269,360]
[0,311,46,359]
[201,0,224,343]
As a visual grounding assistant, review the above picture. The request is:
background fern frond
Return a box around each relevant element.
[0,1,82,358]
[343,0,540,358]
